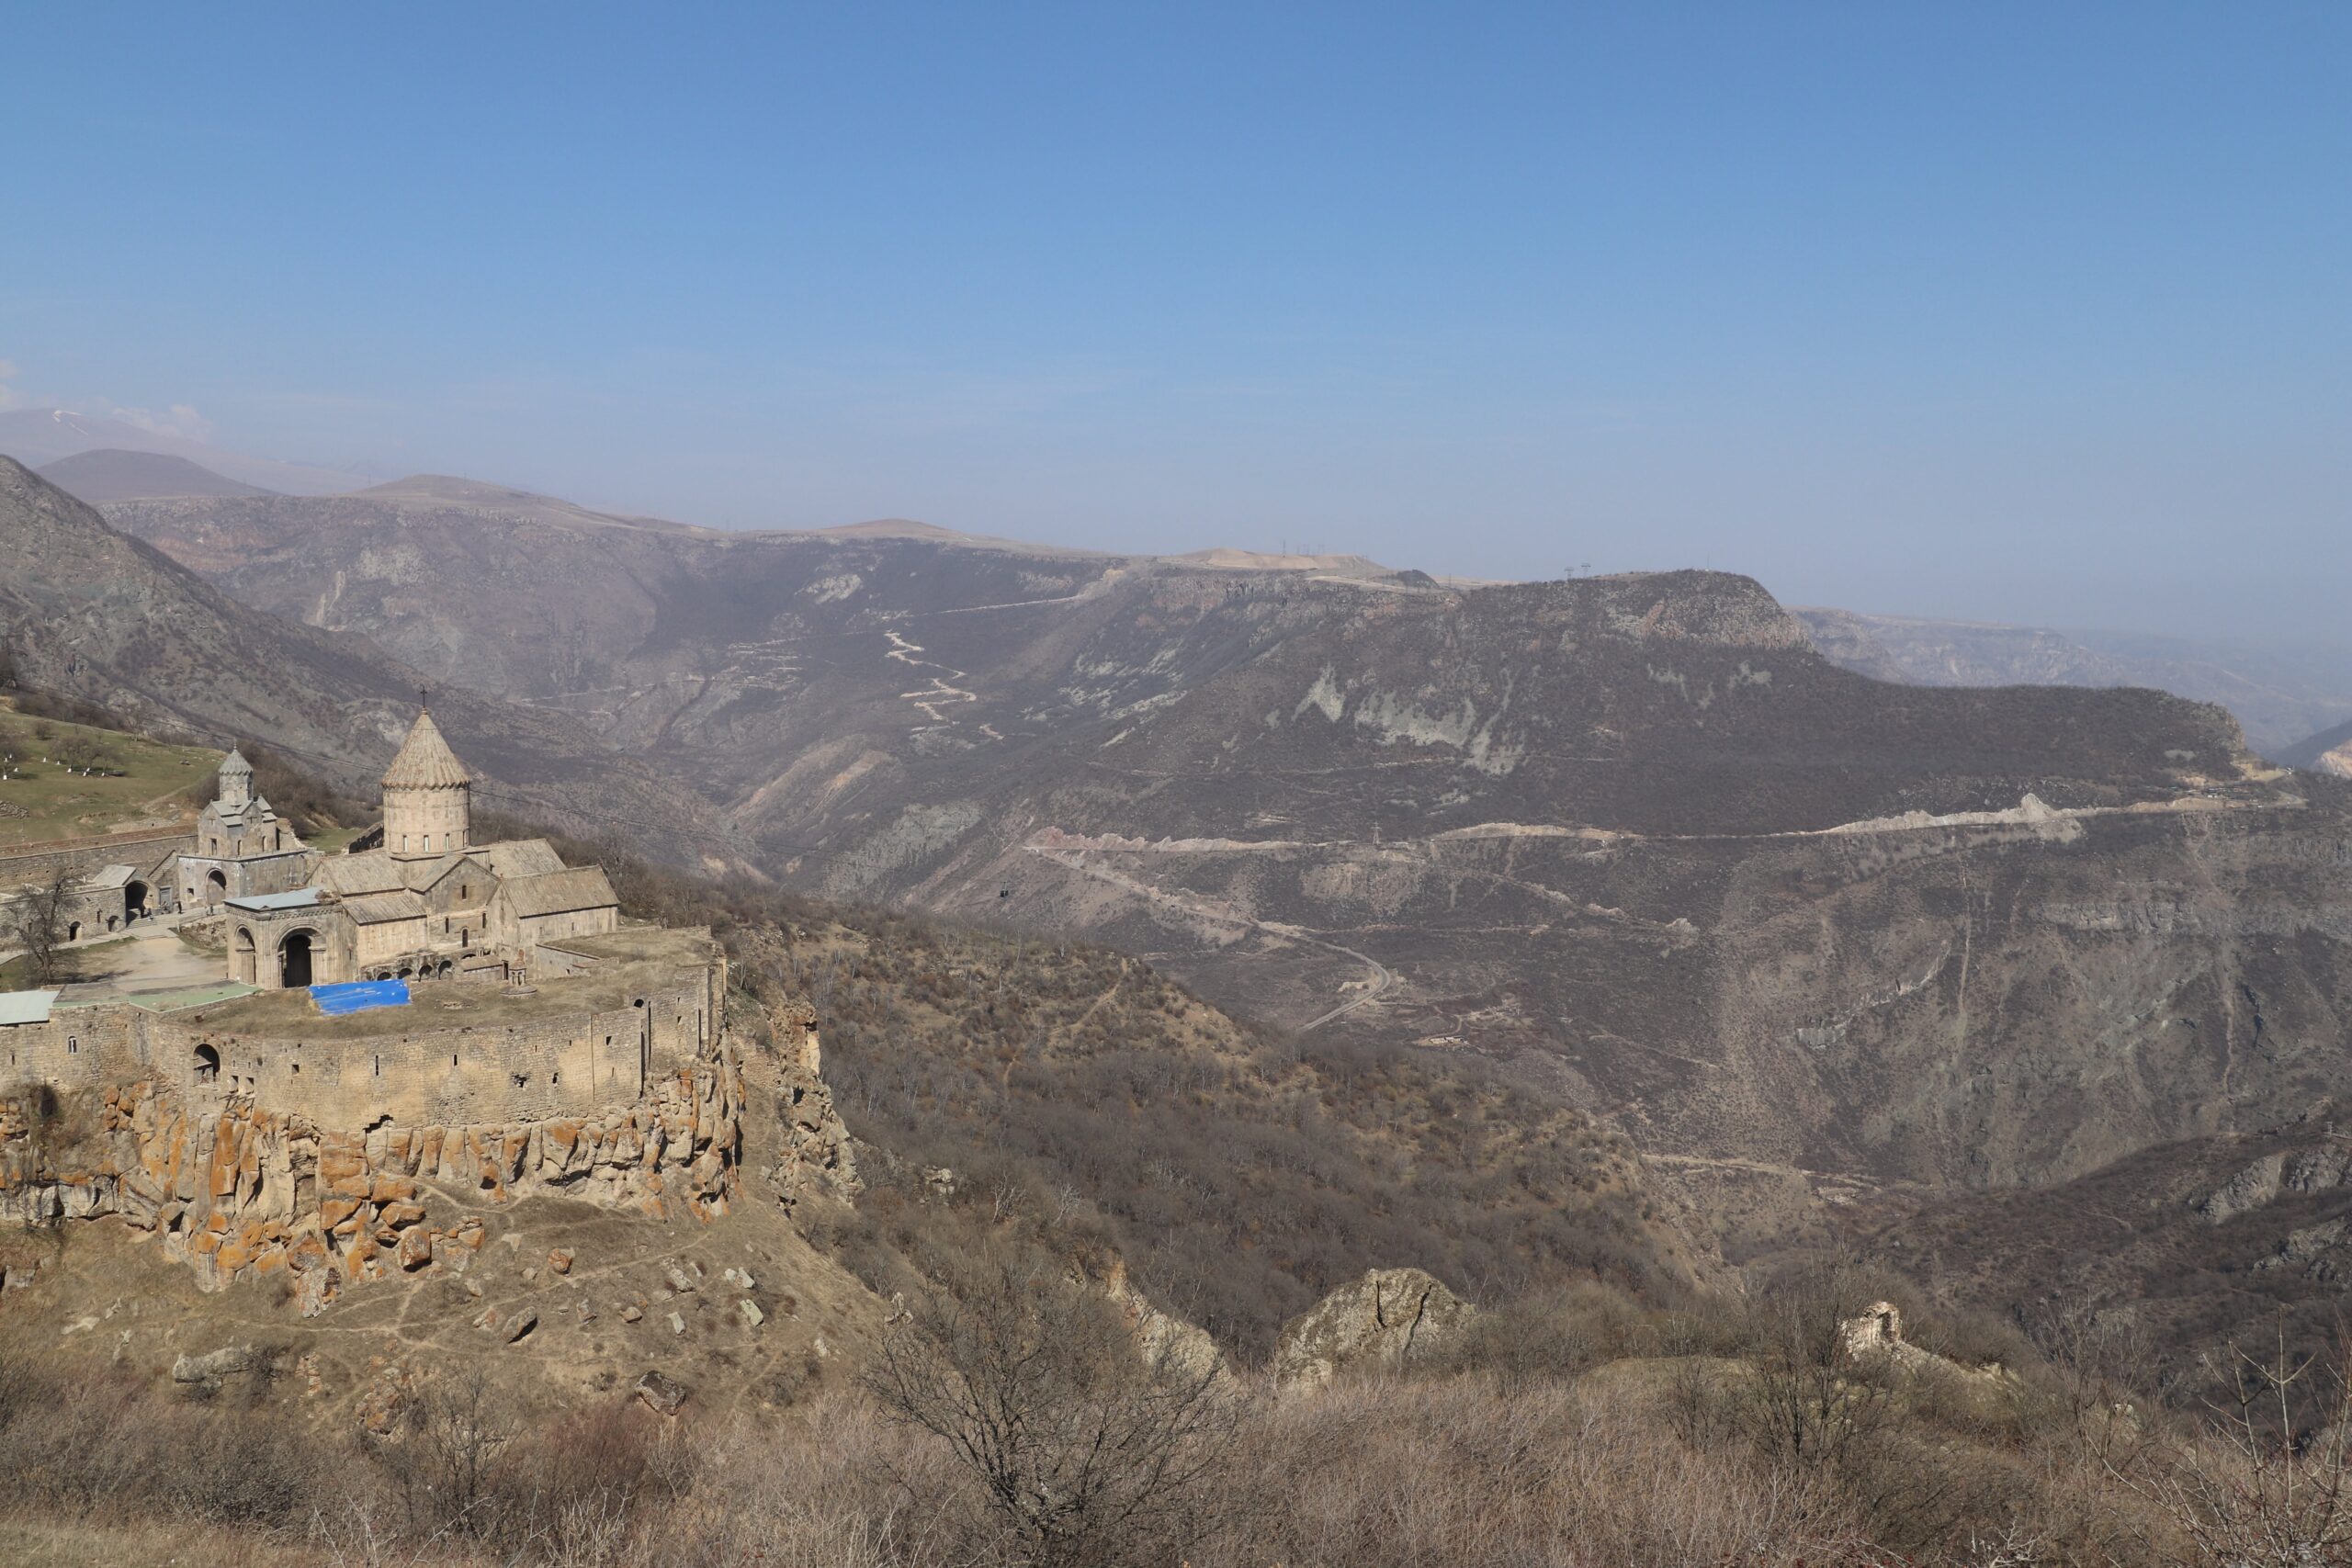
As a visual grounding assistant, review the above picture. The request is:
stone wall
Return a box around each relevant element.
[2,963,722,1134]
[0,828,189,891]
[178,846,316,911]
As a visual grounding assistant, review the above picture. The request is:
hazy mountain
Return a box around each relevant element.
[36,447,271,502]
[96,482,2352,1269]
[0,406,377,494]
[0,457,745,863]
[2277,714,2352,778]
[1797,606,2352,756]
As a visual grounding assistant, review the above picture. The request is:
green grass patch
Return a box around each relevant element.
[0,938,138,993]
[0,704,220,847]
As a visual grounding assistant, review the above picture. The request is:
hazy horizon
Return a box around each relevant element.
[4,5,2346,640]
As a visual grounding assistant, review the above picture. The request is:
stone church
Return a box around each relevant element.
[220,708,619,989]
[175,748,313,912]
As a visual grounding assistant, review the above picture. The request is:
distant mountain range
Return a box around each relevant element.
[1797,607,2352,757]
[10,402,2346,758]
[0,407,378,494]
[35,447,273,502]
[2277,714,2352,778]
[0,457,744,864]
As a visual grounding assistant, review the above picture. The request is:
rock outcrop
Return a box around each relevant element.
[1273,1267,1475,1392]
[2198,1144,2352,1224]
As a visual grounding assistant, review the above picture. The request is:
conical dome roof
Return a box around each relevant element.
[219,749,253,777]
[381,710,472,791]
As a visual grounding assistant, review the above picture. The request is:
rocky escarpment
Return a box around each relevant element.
[0,1034,852,1314]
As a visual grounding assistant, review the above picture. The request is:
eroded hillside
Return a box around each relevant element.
[0,460,746,865]
[97,485,2352,1267]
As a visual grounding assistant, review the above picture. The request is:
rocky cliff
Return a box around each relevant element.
[0,1028,853,1314]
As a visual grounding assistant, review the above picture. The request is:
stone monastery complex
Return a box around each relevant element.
[0,711,839,1311]
[199,708,622,992]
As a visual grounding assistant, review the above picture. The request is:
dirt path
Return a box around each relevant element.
[1025,842,1395,1034]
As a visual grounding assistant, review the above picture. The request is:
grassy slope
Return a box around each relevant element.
[0,700,219,846]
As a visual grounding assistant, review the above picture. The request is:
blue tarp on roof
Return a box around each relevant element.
[309,979,410,1016]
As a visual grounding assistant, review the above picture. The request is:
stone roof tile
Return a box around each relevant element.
[381,711,471,791]
[499,866,618,919]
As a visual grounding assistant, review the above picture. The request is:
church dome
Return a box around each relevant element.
[219,749,253,778]
[381,710,472,791]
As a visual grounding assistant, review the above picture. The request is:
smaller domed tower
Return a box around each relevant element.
[216,748,254,812]
[381,707,472,861]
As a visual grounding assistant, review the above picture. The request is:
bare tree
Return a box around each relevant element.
[8,871,74,986]
[1730,1264,1893,1470]
[2025,1292,2153,1464]
[2114,1315,2352,1565]
[379,1369,518,1540]
[864,1244,1241,1568]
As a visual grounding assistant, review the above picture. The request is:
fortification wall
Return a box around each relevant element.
[0,1008,150,1093]
[1,963,722,1134]
[0,828,189,889]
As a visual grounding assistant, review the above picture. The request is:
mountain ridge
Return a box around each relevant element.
[36,447,271,503]
[81,478,2352,1245]
[0,457,748,866]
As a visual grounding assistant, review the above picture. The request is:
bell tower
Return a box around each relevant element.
[217,748,253,811]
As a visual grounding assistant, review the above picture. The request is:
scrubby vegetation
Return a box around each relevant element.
[6,1220,2352,1567]
[14,699,2351,1564]
[499,812,1679,1359]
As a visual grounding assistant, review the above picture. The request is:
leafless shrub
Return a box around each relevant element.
[863,1240,1242,1568]
[1203,1376,1874,1568]
[7,868,74,986]
[2111,1316,2352,1565]
[376,1368,519,1540]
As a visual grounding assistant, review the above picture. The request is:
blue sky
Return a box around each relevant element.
[3,3,2346,635]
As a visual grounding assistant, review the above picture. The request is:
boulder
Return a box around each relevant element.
[1272,1268,1474,1393]
[171,1345,257,1388]
[635,1371,689,1416]
[397,1226,435,1271]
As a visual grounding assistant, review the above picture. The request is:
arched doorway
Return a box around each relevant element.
[194,1043,220,1084]
[66,920,82,942]
[205,869,226,908]
[232,927,258,986]
[125,880,149,919]
[278,930,315,989]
